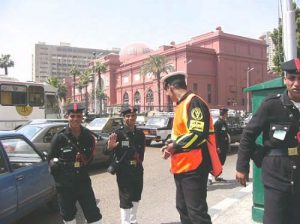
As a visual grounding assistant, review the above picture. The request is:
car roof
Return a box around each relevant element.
[0,131,27,139]
[28,119,68,124]
[20,122,68,128]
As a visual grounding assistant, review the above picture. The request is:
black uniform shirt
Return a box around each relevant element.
[48,126,95,186]
[105,125,145,172]
[214,118,229,150]
[237,91,300,192]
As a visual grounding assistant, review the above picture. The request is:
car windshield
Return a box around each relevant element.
[146,117,168,127]
[16,126,42,140]
[87,118,109,129]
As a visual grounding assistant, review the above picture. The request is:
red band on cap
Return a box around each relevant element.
[295,59,300,72]
[73,103,78,111]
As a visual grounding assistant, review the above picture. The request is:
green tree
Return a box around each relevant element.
[76,80,84,101]
[0,54,14,75]
[46,76,67,102]
[141,55,174,111]
[94,61,107,115]
[271,2,300,75]
[79,70,92,110]
[70,66,81,102]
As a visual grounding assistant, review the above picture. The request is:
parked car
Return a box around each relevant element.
[0,132,57,224]
[15,123,110,165]
[135,115,147,126]
[14,119,68,130]
[137,113,174,146]
[242,113,253,128]
[85,117,124,136]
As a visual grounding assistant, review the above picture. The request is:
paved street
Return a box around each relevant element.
[15,143,245,224]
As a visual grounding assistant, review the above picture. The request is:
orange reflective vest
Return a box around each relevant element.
[171,93,222,176]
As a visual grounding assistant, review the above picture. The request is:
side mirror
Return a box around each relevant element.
[42,151,48,160]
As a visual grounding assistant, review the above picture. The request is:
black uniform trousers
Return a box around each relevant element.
[264,185,300,224]
[56,180,101,222]
[117,165,143,209]
[218,147,228,165]
[174,164,212,224]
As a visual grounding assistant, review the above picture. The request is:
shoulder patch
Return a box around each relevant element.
[191,107,203,120]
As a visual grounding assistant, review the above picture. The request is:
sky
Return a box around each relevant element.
[0,0,284,81]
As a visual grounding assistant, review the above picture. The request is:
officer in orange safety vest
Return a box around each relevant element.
[161,71,222,224]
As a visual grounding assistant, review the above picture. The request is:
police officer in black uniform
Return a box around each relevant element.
[214,107,229,182]
[236,59,300,224]
[48,103,102,224]
[105,107,145,224]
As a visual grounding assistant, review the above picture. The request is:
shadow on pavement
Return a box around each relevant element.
[207,178,253,191]
[161,222,181,224]
[88,163,110,176]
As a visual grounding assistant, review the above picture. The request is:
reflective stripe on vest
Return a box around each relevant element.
[171,93,222,176]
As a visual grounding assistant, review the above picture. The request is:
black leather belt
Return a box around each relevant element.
[266,147,299,156]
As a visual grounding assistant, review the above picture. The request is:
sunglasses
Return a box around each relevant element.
[69,114,82,118]
[125,114,137,118]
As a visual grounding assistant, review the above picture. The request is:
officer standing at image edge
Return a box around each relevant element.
[105,107,145,224]
[48,103,102,224]
[236,59,300,224]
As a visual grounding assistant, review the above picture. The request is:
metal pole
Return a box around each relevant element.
[246,67,254,113]
[282,0,297,60]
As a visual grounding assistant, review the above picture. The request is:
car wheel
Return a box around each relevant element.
[145,140,152,146]
[164,135,171,144]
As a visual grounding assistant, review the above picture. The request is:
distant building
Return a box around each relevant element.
[263,32,276,70]
[33,42,119,83]
[69,27,271,114]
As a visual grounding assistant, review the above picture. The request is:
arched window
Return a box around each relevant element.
[123,92,129,105]
[134,91,141,105]
[134,91,141,113]
[146,89,154,111]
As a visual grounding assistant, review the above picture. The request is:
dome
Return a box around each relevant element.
[119,43,152,62]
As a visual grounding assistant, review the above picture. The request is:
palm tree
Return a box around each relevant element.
[141,55,174,111]
[46,76,67,102]
[69,66,81,102]
[76,80,84,101]
[0,54,14,75]
[79,70,91,110]
[94,61,107,115]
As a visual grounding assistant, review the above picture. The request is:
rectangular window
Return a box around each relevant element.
[193,83,198,92]
[0,84,27,106]
[28,85,44,106]
[208,84,212,92]
[207,84,212,103]
[208,94,212,104]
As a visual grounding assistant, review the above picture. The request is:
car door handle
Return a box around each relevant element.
[16,175,24,181]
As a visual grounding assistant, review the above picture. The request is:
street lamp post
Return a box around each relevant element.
[246,67,254,113]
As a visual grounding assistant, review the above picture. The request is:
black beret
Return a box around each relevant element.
[281,59,300,74]
[161,71,187,86]
[66,103,85,113]
[120,106,137,116]
[219,107,228,115]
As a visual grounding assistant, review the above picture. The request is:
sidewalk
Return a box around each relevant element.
[209,183,261,224]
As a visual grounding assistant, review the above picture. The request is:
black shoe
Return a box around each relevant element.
[215,177,227,182]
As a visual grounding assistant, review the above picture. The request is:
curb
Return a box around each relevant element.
[209,183,253,221]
